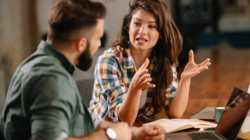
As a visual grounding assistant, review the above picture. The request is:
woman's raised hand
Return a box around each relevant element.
[181,50,211,81]
[130,59,156,92]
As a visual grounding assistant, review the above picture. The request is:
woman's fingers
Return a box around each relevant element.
[147,83,156,88]
[138,74,155,89]
[188,71,200,78]
[138,58,149,70]
[197,60,210,70]
[133,58,157,89]
[183,57,211,80]
[134,70,153,88]
[195,58,210,73]
[188,50,194,63]
[196,65,208,73]
[139,77,151,85]
[196,63,209,70]
[140,76,152,85]
[138,81,155,90]
[198,58,211,67]
[136,69,148,79]
[139,73,150,80]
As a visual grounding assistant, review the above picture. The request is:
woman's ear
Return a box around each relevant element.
[127,27,130,34]
[77,37,87,52]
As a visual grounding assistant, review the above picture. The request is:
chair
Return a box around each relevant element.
[0,130,5,140]
[75,77,94,108]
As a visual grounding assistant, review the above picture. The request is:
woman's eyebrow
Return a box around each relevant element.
[148,21,157,23]
[134,17,157,23]
[134,17,142,21]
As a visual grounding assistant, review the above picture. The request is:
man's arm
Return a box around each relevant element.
[66,122,132,140]
[95,120,115,131]
[29,75,123,140]
[66,129,109,140]
[31,130,110,140]
[66,121,165,140]
[29,76,76,140]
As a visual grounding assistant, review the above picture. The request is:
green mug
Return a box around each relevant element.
[215,107,225,124]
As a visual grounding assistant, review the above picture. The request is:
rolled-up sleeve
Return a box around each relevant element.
[90,112,103,129]
[89,56,128,122]
[29,75,77,140]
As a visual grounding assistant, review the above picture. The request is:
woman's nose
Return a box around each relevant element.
[138,25,147,35]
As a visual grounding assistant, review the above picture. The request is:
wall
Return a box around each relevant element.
[36,0,55,39]
[0,0,38,113]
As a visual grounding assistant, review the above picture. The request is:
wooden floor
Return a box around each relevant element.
[181,41,250,119]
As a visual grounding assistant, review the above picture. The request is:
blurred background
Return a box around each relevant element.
[0,0,250,114]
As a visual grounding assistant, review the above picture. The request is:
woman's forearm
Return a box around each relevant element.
[118,88,141,126]
[168,78,191,118]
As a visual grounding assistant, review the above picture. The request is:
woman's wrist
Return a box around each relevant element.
[179,77,191,84]
[128,84,142,94]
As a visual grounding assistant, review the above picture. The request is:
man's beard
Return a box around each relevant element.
[76,42,93,71]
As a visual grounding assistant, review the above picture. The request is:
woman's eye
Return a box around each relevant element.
[134,22,140,26]
[149,25,156,28]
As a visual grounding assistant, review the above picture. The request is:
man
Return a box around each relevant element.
[0,0,165,140]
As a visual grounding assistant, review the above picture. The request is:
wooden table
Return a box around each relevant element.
[182,43,250,119]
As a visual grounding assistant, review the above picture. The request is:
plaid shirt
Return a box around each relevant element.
[89,45,178,122]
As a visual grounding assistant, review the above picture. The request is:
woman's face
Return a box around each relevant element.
[128,9,160,51]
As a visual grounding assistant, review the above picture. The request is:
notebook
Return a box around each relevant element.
[165,87,250,140]
[143,118,217,133]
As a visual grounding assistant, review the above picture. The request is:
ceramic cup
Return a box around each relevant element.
[215,107,225,124]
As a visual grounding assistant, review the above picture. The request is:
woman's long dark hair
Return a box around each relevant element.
[110,0,183,117]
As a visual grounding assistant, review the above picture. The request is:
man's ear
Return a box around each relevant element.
[77,37,87,53]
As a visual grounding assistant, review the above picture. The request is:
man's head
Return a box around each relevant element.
[76,19,104,71]
[47,0,106,71]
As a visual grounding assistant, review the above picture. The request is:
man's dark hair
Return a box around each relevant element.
[48,0,106,44]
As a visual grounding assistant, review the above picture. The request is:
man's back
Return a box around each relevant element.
[0,41,95,140]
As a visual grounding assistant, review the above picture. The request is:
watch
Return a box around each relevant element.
[105,128,117,140]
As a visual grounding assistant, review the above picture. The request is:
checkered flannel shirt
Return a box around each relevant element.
[89,45,178,122]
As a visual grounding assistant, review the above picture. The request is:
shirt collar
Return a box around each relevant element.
[123,46,136,70]
[37,40,75,75]
[121,45,157,72]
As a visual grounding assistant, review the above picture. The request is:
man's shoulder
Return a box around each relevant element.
[19,59,78,103]
[14,53,75,92]
[20,53,70,77]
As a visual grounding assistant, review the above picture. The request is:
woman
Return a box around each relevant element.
[89,0,211,126]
